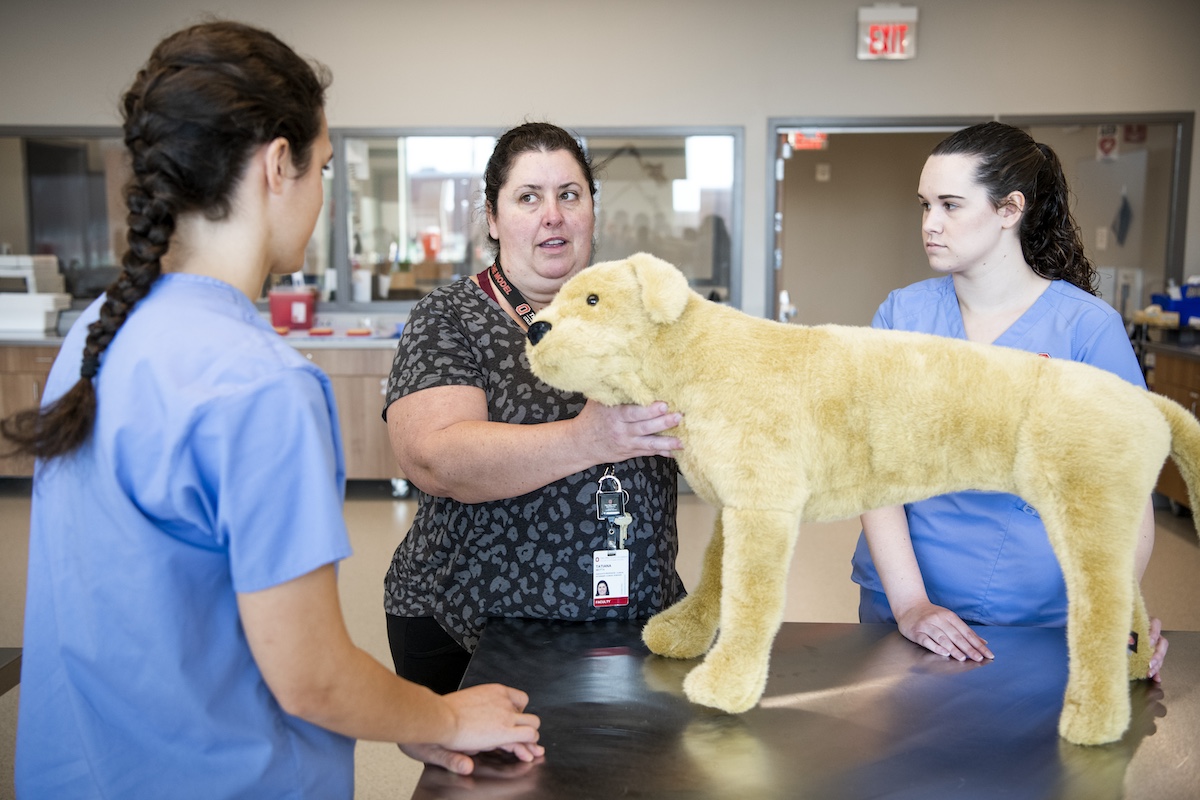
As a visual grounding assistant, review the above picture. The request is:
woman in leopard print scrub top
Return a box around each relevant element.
[383,122,687,699]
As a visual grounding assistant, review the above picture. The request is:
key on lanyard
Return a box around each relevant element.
[595,473,627,521]
[595,469,628,549]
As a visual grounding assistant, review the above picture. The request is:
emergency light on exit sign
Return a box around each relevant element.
[788,131,828,151]
[857,5,918,60]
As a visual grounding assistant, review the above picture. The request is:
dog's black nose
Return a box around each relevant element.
[527,321,551,345]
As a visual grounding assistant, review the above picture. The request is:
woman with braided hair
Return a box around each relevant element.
[5,21,539,797]
[850,121,1170,678]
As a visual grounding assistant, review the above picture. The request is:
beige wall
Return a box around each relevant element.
[1,0,1198,317]
[0,139,28,254]
[781,132,946,326]
[782,123,1183,327]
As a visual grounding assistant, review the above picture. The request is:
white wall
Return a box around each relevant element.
[1,0,1197,317]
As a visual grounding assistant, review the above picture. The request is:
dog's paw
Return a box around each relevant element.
[1058,693,1130,746]
[682,657,765,714]
[643,600,719,659]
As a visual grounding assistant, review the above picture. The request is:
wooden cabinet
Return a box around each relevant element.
[1,342,404,483]
[0,345,58,477]
[295,346,403,481]
[1149,348,1200,510]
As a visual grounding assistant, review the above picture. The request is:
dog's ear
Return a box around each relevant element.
[630,252,691,324]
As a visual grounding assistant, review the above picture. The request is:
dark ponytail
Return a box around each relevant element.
[932,121,1096,294]
[0,21,329,460]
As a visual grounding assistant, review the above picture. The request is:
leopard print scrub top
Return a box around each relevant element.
[383,278,684,650]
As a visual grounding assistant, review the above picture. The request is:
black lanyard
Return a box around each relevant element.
[488,260,538,327]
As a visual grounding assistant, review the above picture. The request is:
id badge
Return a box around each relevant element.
[593,549,630,608]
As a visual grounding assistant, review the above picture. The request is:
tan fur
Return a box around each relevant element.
[525,253,1200,745]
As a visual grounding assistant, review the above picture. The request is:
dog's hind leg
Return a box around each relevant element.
[644,512,725,659]
[1041,498,1140,745]
[682,506,802,714]
[1128,579,1152,680]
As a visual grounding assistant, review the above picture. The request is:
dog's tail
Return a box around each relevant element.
[1149,392,1200,527]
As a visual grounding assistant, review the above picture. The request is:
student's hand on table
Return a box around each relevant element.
[427,683,543,774]
[895,601,995,663]
[410,746,542,795]
[1147,616,1169,682]
[400,742,478,776]
[399,742,544,778]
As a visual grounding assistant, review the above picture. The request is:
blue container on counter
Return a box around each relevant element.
[1151,289,1200,324]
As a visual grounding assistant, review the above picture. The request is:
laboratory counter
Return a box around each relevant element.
[412,619,1200,800]
[0,324,403,480]
[1144,340,1200,364]
[0,330,401,351]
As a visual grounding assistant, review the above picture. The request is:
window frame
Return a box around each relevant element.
[0,124,746,312]
[328,125,745,312]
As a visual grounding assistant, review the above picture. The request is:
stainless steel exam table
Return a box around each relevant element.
[411,619,1200,800]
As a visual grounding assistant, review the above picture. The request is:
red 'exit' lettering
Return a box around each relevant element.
[868,23,908,55]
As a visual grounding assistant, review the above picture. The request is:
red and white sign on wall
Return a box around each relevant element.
[1096,124,1120,161]
[858,4,918,60]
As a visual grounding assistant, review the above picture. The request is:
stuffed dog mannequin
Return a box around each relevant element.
[525,252,1200,746]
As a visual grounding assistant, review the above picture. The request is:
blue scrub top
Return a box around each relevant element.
[17,274,355,799]
[850,276,1145,626]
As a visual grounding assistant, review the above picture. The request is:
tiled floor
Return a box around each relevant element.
[3,479,1199,799]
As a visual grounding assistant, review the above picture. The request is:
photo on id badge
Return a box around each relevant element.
[593,549,629,607]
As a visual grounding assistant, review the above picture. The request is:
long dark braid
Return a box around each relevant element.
[0,21,328,460]
[932,121,1097,295]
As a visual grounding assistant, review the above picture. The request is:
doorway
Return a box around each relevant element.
[767,114,1193,327]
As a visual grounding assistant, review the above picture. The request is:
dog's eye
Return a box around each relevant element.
[587,294,599,306]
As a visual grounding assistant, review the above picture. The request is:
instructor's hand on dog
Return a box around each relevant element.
[576,400,683,462]
[896,601,995,663]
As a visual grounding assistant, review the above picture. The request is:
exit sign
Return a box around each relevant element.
[858,5,918,60]
[788,130,828,151]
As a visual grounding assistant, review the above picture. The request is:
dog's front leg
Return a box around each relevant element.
[643,512,725,659]
[683,506,802,714]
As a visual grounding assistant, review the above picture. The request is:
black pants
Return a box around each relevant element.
[386,614,472,695]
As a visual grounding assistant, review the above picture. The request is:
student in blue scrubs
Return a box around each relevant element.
[850,122,1170,678]
[2,21,539,798]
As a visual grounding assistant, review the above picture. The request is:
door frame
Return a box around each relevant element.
[765,113,1194,320]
